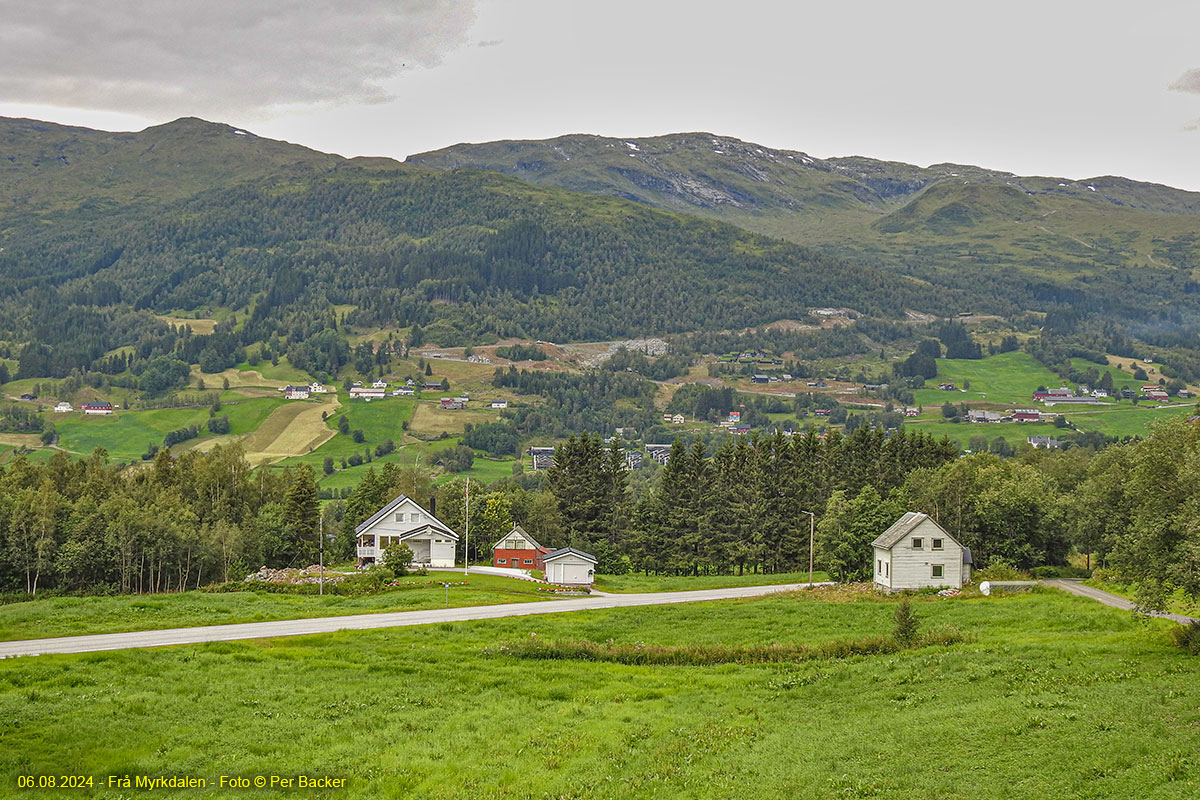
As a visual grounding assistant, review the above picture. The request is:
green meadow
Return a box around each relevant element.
[595,570,830,593]
[0,572,552,642]
[1,589,1196,798]
[52,397,285,461]
[913,351,1063,407]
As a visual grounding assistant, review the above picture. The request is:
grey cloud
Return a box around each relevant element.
[0,1,478,117]
[1169,68,1200,94]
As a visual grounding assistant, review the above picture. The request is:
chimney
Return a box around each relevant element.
[429,495,436,517]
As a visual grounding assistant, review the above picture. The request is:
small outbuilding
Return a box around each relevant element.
[872,512,972,592]
[492,525,550,570]
[543,547,597,586]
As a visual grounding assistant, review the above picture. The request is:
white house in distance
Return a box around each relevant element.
[355,495,459,568]
[872,512,972,591]
[543,547,597,586]
[53,401,74,413]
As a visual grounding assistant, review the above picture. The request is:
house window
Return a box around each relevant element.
[523,559,533,565]
[932,538,944,551]
[877,559,882,574]
[932,564,944,579]
[497,558,507,564]
[885,563,889,577]
[911,537,923,549]
[410,513,420,523]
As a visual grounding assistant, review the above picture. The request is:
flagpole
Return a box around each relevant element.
[464,480,470,576]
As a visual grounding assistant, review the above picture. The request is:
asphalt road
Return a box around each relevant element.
[1044,579,1198,624]
[0,582,828,658]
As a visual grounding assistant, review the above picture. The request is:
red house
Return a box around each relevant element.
[492,525,551,571]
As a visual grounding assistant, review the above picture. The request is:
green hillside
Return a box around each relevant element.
[411,132,1200,329]
[0,116,342,217]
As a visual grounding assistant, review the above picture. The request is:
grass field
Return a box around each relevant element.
[409,402,499,436]
[913,351,1063,407]
[0,572,553,642]
[1,589,1195,798]
[906,419,1065,450]
[595,571,830,593]
[53,398,287,461]
[238,397,339,465]
[1068,405,1195,438]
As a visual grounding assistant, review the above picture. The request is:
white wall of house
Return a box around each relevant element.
[874,518,964,590]
[545,556,595,585]
[356,497,457,567]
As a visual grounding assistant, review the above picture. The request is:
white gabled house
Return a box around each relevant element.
[355,495,459,568]
[872,512,972,592]
[543,547,597,586]
[53,401,74,413]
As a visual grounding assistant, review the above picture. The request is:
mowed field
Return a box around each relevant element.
[238,396,340,465]
[409,402,500,436]
[52,397,287,461]
[1,590,1196,798]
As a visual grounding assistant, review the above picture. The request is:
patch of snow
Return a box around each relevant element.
[233,130,247,136]
[1058,182,1067,186]
[629,153,637,157]
[713,149,724,154]
[801,156,814,164]
[949,172,959,177]
[1087,185,1096,191]
[625,141,640,151]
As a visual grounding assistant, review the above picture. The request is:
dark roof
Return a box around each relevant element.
[962,547,973,565]
[354,494,457,538]
[543,546,597,564]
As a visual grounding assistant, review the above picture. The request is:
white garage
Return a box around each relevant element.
[543,547,597,586]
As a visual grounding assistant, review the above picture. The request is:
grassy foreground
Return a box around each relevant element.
[1,590,1197,798]
[595,570,829,593]
[0,572,553,642]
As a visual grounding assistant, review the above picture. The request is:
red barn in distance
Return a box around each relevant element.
[492,525,551,571]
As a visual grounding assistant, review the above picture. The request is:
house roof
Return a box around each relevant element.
[354,494,457,538]
[493,525,543,551]
[543,546,597,564]
[871,512,958,551]
[962,547,973,565]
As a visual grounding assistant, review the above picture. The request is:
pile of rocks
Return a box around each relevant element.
[243,565,345,585]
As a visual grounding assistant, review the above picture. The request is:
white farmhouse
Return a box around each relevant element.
[355,495,458,569]
[872,512,972,591]
[53,401,74,413]
[543,547,597,586]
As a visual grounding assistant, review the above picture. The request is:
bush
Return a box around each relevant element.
[206,414,231,434]
[893,597,919,645]
[1030,565,1090,579]
[975,557,1032,581]
[382,542,414,576]
[352,429,365,443]
[1170,621,1200,655]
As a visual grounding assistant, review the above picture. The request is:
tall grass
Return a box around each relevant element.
[490,627,967,666]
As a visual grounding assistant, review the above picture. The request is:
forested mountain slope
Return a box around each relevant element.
[0,120,965,375]
[411,133,1200,341]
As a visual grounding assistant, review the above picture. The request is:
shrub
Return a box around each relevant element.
[1170,621,1200,655]
[383,542,414,576]
[893,597,919,646]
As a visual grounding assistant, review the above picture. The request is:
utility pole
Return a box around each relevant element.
[464,480,470,576]
[319,515,324,595]
[800,510,816,587]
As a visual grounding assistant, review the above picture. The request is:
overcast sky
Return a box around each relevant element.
[1,1,1198,190]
